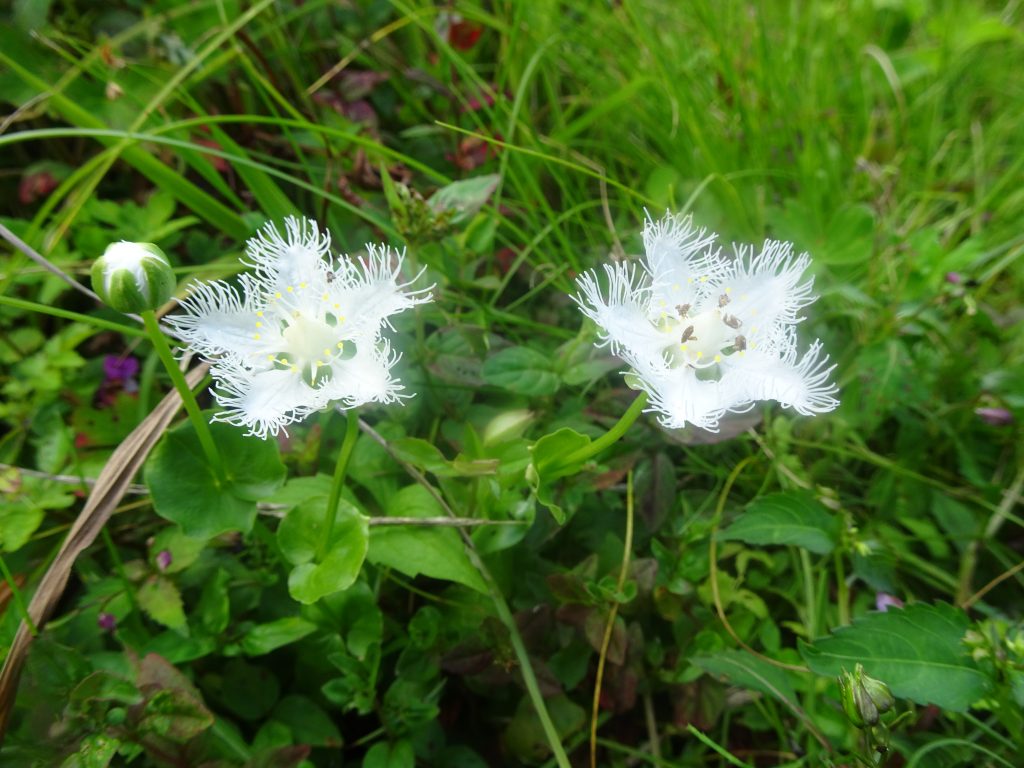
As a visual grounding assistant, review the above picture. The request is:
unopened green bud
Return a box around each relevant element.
[92,241,175,314]
[839,663,894,728]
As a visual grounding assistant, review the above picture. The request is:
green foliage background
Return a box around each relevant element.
[1,0,1023,766]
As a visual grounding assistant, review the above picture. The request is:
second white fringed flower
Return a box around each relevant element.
[166,216,432,438]
[573,212,838,431]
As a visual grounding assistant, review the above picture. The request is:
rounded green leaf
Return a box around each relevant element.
[145,417,286,539]
[277,498,369,604]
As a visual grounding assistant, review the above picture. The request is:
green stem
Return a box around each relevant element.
[834,549,850,627]
[318,409,360,561]
[141,310,225,482]
[0,294,146,338]
[590,470,635,768]
[478,564,573,768]
[0,554,37,636]
[565,391,648,465]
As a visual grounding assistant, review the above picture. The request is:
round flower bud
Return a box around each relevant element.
[91,241,175,314]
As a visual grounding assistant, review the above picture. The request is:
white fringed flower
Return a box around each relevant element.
[166,217,432,438]
[573,211,838,431]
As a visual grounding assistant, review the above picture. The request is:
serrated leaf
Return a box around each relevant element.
[482,346,560,396]
[137,576,187,631]
[720,492,839,554]
[367,485,486,593]
[800,602,992,712]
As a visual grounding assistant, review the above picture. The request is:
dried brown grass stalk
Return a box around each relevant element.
[0,363,209,739]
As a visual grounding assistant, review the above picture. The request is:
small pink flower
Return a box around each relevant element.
[98,612,117,631]
[155,550,173,571]
[975,407,1013,427]
[875,593,904,612]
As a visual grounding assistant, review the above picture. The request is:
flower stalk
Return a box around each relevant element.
[141,310,225,483]
[318,409,361,561]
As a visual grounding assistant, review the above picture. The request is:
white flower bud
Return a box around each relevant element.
[92,241,175,314]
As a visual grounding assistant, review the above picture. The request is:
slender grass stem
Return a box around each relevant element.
[140,310,225,483]
[356,418,572,768]
[0,295,146,338]
[590,470,635,768]
[318,410,360,561]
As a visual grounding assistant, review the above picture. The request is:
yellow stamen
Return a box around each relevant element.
[252,333,261,340]
[286,286,294,293]
[714,354,722,363]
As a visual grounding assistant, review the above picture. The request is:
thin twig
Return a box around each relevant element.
[590,471,635,768]
[0,222,113,309]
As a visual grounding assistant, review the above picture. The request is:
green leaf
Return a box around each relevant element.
[692,650,799,706]
[271,695,342,748]
[61,733,121,768]
[137,576,187,631]
[720,492,839,554]
[145,417,286,538]
[525,427,592,524]
[482,346,561,396]
[800,602,993,713]
[390,437,497,477]
[219,659,280,721]
[196,568,231,636]
[428,174,500,224]
[149,526,208,574]
[277,498,369,604]
[367,485,487,593]
[504,694,586,763]
[363,739,415,768]
[240,617,318,656]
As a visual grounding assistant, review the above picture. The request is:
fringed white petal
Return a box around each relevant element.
[164,276,267,359]
[243,216,332,292]
[636,366,737,431]
[318,341,407,408]
[721,240,815,347]
[209,365,323,439]
[330,244,434,336]
[643,211,728,312]
[572,261,671,374]
[720,339,839,416]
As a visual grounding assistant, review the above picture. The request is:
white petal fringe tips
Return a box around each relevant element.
[166,217,433,439]
[572,212,839,432]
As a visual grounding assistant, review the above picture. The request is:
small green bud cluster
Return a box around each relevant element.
[838,663,895,728]
[92,241,175,314]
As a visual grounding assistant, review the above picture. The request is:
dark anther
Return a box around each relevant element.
[675,303,690,317]
[718,293,730,307]
[680,325,696,343]
[723,314,742,329]
[734,334,747,351]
